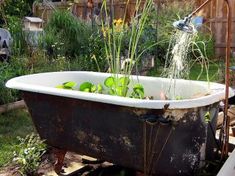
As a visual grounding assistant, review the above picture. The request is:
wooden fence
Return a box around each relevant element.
[33,0,235,58]
[196,0,235,57]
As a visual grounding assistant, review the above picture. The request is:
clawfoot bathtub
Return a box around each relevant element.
[6,71,233,175]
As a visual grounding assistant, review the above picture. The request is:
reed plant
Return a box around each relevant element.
[100,0,154,97]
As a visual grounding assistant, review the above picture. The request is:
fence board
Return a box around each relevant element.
[34,0,235,58]
[197,0,235,57]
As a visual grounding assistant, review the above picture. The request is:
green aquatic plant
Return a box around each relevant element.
[56,78,145,99]
[79,82,103,93]
[56,81,77,89]
[104,76,130,97]
[104,76,145,98]
[130,84,145,99]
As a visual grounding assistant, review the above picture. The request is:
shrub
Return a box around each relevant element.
[0,0,33,21]
[13,133,46,176]
[0,50,72,104]
[4,16,28,56]
[0,0,32,56]
[42,10,107,71]
[0,57,28,105]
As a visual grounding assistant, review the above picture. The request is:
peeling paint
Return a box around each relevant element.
[170,154,176,163]
[92,135,100,144]
[164,109,189,121]
[199,143,206,167]
[132,109,149,116]
[109,136,134,149]
[76,130,87,141]
[182,150,198,169]
[121,136,134,148]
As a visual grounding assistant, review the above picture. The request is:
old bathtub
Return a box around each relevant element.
[6,71,233,175]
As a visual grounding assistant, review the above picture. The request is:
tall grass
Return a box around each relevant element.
[100,0,154,97]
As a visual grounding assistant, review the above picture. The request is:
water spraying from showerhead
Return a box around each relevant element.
[173,15,196,34]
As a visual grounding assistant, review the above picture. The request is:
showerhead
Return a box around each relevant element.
[173,17,195,34]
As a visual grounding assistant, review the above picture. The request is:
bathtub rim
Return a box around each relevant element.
[5,71,234,109]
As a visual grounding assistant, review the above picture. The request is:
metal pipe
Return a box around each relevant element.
[189,0,212,17]
[221,0,232,158]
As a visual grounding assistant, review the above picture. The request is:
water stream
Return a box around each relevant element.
[161,30,195,99]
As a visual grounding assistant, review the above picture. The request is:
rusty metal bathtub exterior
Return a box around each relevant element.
[6,71,233,175]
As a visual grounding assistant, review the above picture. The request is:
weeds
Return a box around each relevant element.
[13,133,46,176]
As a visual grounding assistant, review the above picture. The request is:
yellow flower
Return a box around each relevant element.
[114,18,123,26]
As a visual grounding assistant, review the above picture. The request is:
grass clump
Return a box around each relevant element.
[0,110,34,167]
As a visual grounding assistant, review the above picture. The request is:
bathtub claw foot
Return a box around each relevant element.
[135,171,144,176]
[53,148,67,174]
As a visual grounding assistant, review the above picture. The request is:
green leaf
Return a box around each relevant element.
[116,86,123,96]
[97,84,103,93]
[55,85,64,89]
[79,82,93,92]
[108,89,115,95]
[116,86,129,97]
[104,76,115,88]
[118,77,130,86]
[83,88,91,92]
[131,84,145,99]
[63,81,77,89]
[135,89,144,99]
[91,85,97,93]
[133,84,144,93]
[204,111,211,123]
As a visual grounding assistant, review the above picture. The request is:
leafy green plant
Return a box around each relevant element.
[3,16,28,56]
[42,10,106,71]
[130,84,145,99]
[0,0,33,21]
[56,81,77,89]
[13,133,46,176]
[0,57,28,105]
[56,78,145,99]
[79,82,103,93]
[103,76,144,98]
[104,76,130,97]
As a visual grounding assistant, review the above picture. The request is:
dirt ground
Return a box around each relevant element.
[0,151,137,176]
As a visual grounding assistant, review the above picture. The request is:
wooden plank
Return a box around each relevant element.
[0,100,26,114]
[208,18,235,22]
[216,43,235,48]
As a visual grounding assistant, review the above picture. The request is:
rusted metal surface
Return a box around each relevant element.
[53,148,67,174]
[23,91,219,176]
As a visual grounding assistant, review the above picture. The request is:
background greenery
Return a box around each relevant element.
[0,0,218,105]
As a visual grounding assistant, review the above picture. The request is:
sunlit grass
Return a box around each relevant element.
[0,109,34,167]
[147,62,221,82]
[189,62,221,82]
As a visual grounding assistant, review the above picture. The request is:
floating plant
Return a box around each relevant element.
[56,78,145,100]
